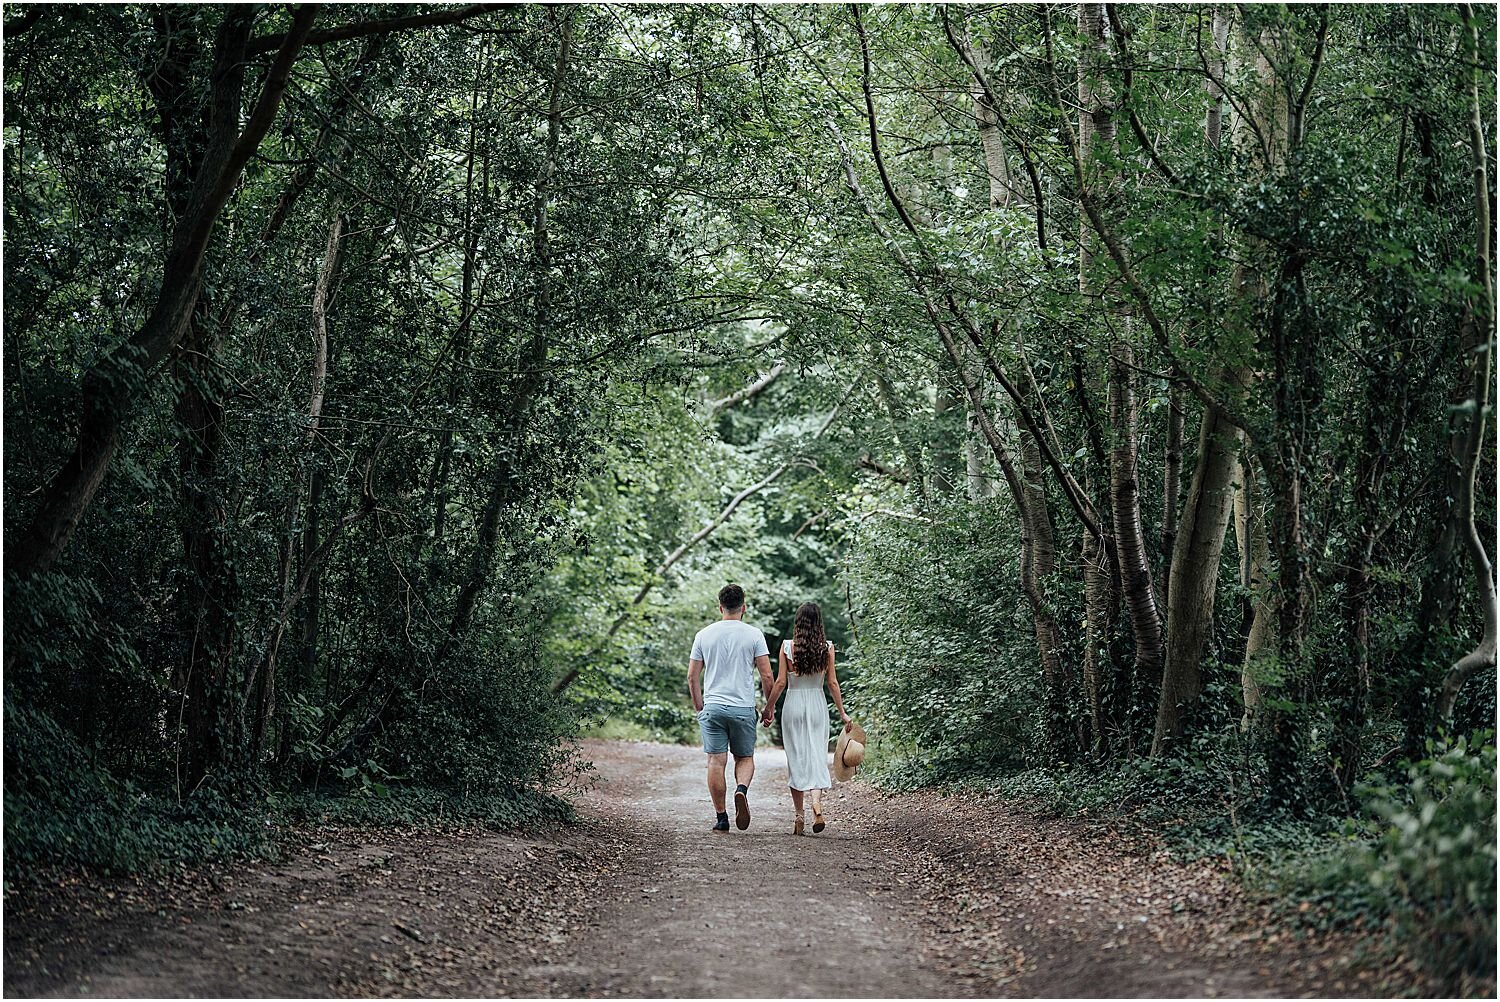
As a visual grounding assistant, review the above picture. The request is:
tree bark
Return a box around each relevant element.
[1020,428,1070,749]
[177,303,239,794]
[1078,3,1126,755]
[1160,383,1185,595]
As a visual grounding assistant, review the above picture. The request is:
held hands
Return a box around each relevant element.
[760,706,774,727]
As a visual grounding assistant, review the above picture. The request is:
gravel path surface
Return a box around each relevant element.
[4,738,1405,998]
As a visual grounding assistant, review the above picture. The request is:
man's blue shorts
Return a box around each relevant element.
[698,703,757,757]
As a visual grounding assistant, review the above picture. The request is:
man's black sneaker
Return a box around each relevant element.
[713,813,730,832]
[734,786,750,830]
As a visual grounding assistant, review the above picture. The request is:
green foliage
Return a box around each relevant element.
[1356,735,1497,979]
[848,498,1042,779]
[3,702,269,873]
[379,634,584,798]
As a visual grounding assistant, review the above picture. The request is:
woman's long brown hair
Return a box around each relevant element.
[790,602,827,676]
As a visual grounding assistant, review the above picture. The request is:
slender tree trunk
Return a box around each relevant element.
[1077,2,1123,755]
[1020,429,1070,749]
[1082,524,1114,753]
[1109,341,1165,721]
[933,378,961,496]
[1236,452,1275,729]
[1437,6,1498,721]
[1160,383,1184,595]
[250,211,344,764]
[177,304,240,794]
[450,11,571,639]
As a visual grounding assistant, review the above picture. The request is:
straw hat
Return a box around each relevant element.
[832,719,867,782]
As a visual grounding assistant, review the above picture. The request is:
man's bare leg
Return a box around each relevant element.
[707,752,728,813]
[733,754,755,791]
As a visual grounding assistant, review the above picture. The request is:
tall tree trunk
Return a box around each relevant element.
[1437,4,1498,722]
[1160,383,1184,595]
[1109,341,1165,722]
[1020,429,1070,750]
[1235,452,1275,729]
[449,11,571,639]
[1153,11,1290,756]
[1081,524,1114,753]
[177,303,239,794]
[1077,1,1122,755]
[933,378,961,496]
[1153,392,1245,753]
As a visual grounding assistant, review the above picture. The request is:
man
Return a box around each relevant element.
[688,583,773,832]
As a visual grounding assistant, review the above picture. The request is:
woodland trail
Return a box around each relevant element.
[5,740,1383,998]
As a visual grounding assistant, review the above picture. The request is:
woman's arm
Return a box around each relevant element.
[763,645,789,725]
[826,643,851,724]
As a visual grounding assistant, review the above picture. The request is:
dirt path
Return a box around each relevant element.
[533,741,954,998]
[5,739,1389,998]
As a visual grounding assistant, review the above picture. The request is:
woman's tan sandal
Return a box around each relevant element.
[811,809,825,834]
[793,816,805,836]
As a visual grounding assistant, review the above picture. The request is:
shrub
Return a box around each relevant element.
[1357,733,1496,981]
[3,702,269,874]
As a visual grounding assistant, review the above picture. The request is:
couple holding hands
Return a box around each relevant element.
[687,584,867,835]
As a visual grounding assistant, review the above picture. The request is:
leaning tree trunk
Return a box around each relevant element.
[4,9,314,598]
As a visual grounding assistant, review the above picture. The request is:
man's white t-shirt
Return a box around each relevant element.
[691,619,770,708]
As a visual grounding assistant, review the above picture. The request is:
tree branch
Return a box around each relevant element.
[246,3,510,55]
[710,363,786,414]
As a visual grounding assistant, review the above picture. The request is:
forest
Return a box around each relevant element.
[3,2,1496,994]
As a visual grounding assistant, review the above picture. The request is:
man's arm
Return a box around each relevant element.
[688,658,705,712]
[754,653,773,715]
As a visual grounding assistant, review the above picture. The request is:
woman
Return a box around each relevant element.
[761,601,851,835]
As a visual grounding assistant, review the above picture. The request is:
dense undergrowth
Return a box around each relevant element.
[869,726,1496,995]
[3,702,579,877]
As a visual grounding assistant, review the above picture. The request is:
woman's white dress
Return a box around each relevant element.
[780,640,832,792]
